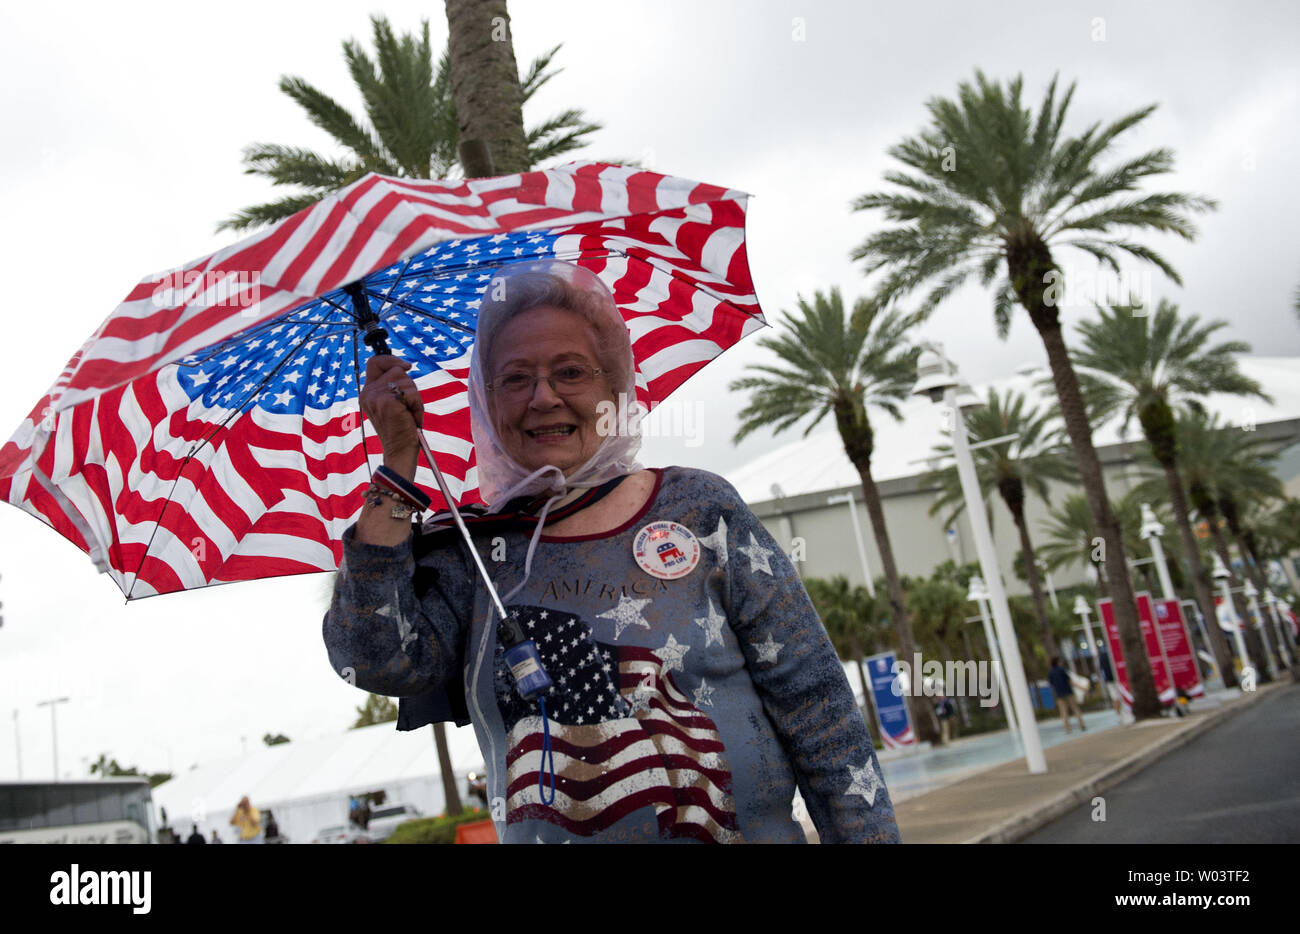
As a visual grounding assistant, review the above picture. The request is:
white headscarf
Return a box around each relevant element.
[467,259,643,511]
[465,260,644,600]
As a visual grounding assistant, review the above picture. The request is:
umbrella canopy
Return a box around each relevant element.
[0,164,766,599]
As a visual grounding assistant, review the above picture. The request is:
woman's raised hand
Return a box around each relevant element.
[360,354,423,480]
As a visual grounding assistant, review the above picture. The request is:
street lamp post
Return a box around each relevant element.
[1038,560,1059,611]
[1072,595,1107,707]
[1139,504,1177,602]
[967,577,1020,739]
[1241,580,1278,679]
[1211,554,1252,687]
[827,492,875,598]
[35,696,69,780]
[915,345,1046,774]
[1264,589,1299,673]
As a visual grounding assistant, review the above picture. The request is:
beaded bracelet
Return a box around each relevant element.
[365,483,420,521]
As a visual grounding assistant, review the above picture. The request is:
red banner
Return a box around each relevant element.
[1098,593,1176,707]
[1153,599,1205,698]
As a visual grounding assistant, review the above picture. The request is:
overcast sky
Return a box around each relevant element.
[1,0,1296,784]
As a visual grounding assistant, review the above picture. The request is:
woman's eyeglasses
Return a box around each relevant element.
[487,363,604,399]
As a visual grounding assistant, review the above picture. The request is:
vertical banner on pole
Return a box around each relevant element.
[1135,592,1176,703]
[1155,599,1205,698]
[865,651,914,749]
[1098,598,1131,706]
[1100,595,1178,707]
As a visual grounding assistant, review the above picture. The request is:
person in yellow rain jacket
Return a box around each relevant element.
[230,796,263,843]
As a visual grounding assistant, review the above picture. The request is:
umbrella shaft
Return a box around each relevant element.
[415,431,509,622]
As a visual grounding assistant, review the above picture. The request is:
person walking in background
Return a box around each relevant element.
[1099,650,1127,719]
[933,692,956,744]
[263,809,283,844]
[209,829,224,844]
[1048,657,1087,733]
[186,823,206,844]
[230,796,263,844]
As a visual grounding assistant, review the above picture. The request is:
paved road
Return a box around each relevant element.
[1022,681,1300,843]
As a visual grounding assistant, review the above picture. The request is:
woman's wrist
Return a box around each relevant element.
[382,446,418,481]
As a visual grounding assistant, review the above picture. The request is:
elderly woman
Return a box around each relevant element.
[323,261,899,844]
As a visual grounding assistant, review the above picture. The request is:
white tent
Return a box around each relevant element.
[153,719,484,844]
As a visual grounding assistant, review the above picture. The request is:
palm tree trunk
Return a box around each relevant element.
[854,462,941,745]
[1206,521,1272,682]
[1162,461,1238,687]
[1003,482,1060,661]
[433,723,463,816]
[1027,311,1162,718]
[444,0,530,176]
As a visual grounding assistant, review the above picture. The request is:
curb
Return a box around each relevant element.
[963,681,1284,844]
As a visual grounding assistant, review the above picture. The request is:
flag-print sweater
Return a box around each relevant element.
[323,466,900,844]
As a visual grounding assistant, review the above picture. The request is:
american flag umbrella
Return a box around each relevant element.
[0,163,766,599]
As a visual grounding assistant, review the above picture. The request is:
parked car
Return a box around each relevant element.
[365,803,423,842]
[310,824,371,844]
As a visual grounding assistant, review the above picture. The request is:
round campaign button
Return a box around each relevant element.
[633,521,700,580]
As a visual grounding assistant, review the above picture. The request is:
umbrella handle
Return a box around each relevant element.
[412,416,509,624]
[346,279,508,621]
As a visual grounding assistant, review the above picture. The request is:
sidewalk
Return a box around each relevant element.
[891,679,1287,843]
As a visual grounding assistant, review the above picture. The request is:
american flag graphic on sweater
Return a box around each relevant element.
[0,165,764,599]
[493,604,741,843]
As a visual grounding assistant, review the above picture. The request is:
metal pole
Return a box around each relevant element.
[827,493,875,598]
[947,385,1046,773]
[1147,534,1177,603]
[1039,561,1059,610]
[1243,584,1278,679]
[1216,577,1252,685]
[1182,599,1223,690]
[1073,605,1106,706]
[35,697,68,779]
[971,595,1019,738]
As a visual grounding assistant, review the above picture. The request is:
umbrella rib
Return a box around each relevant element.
[370,294,476,334]
[349,329,380,481]
[125,317,343,598]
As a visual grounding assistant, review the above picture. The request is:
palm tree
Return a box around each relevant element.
[804,575,885,745]
[1141,410,1279,679]
[219,16,602,232]
[1070,300,1268,688]
[850,72,1217,719]
[729,289,939,743]
[1039,490,1182,597]
[924,389,1076,662]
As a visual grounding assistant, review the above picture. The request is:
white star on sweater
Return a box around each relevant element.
[376,598,415,652]
[656,634,689,674]
[693,678,715,708]
[698,516,728,566]
[753,632,783,665]
[625,671,657,715]
[846,759,884,808]
[596,594,652,639]
[737,532,775,575]
[693,598,727,648]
